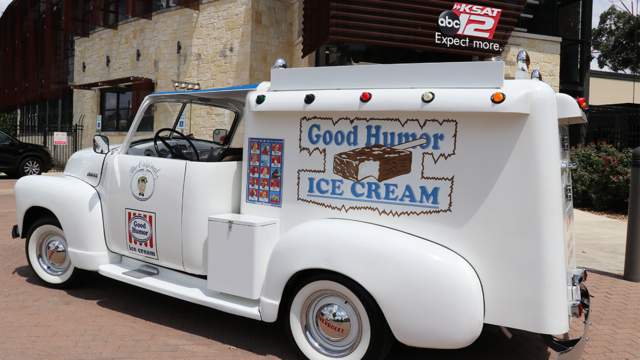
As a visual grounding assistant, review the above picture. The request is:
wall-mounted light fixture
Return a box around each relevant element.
[106,55,111,67]
[136,49,141,62]
[172,80,200,91]
[177,41,182,55]
[82,62,86,72]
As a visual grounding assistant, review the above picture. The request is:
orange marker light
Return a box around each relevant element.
[360,92,372,103]
[491,92,506,104]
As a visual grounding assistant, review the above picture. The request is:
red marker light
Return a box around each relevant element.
[577,97,589,111]
[360,92,372,103]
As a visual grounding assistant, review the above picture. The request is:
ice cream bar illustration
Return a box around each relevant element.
[333,139,427,182]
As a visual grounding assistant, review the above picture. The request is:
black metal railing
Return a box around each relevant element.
[1,111,83,170]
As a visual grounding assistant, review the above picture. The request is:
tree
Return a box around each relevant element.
[592,4,640,73]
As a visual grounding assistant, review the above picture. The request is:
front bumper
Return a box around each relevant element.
[544,283,591,360]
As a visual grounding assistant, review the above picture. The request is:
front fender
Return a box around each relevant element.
[260,219,484,349]
[15,175,116,270]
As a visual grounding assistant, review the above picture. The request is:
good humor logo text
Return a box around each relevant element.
[297,117,457,217]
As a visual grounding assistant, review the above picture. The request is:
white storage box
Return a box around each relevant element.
[207,213,279,299]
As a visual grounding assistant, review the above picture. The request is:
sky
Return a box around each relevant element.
[593,0,614,26]
[590,0,638,72]
[0,0,10,17]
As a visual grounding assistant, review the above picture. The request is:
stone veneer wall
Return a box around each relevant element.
[74,0,308,147]
[502,31,562,92]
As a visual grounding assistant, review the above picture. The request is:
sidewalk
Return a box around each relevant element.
[574,209,627,275]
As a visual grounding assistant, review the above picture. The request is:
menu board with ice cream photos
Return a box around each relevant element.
[247,138,283,207]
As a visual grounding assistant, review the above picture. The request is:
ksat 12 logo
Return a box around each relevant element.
[438,3,502,39]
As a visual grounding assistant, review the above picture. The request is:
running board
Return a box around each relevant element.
[98,257,261,320]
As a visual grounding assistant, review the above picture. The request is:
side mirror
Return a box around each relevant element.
[212,129,228,145]
[93,135,110,154]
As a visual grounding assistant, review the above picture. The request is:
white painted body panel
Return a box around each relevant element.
[557,93,588,125]
[270,61,504,90]
[182,161,242,274]
[208,214,279,299]
[63,147,108,186]
[99,256,261,320]
[260,219,484,348]
[243,79,570,336]
[14,175,118,270]
[99,153,186,271]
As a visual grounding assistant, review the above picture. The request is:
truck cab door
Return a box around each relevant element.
[97,100,188,271]
[99,152,186,270]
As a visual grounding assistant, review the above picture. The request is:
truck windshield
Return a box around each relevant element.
[128,102,237,145]
[126,102,240,161]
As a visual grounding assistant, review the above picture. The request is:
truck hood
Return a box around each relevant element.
[63,147,110,186]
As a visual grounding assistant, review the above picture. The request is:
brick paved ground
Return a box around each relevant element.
[1,176,639,360]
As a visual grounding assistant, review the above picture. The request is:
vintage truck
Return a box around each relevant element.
[12,59,590,360]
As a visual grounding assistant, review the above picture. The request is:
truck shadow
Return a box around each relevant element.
[14,266,553,360]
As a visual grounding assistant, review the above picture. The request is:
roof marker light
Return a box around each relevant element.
[304,94,315,104]
[577,97,589,111]
[421,91,435,103]
[360,92,372,103]
[491,92,506,104]
[256,95,266,105]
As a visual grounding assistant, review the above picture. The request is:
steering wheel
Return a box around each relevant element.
[153,128,200,161]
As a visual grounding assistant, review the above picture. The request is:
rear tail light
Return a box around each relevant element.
[577,97,589,111]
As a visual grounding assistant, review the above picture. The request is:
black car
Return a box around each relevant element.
[0,130,53,177]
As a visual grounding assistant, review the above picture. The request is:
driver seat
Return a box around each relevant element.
[206,147,243,162]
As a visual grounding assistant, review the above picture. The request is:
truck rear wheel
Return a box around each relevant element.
[25,218,76,288]
[285,273,392,360]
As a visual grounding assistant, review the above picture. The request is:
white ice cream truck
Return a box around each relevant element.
[12,59,590,360]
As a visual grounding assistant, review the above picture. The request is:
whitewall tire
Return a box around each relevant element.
[285,274,392,360]
[26,219,76,287]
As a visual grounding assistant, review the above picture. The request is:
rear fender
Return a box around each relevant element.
[260,219,484,349]
[15,175,117,270]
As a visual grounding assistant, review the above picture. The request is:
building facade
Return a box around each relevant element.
[581,71,640,149]
[0,0,592,159]
[73,0,309,146]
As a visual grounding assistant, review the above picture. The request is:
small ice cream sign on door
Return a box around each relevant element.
[126,209,158,260]
[298,117,457,216]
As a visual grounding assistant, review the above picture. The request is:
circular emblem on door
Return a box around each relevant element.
[130,168,156,201]
[128,215,152,243]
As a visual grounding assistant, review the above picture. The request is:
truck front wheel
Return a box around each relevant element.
[285,273,392,360]
[25,218,76,288]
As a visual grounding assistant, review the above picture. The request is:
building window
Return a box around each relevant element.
[100,87,152,132]
[116,0,131,23]
[153,0,179,11]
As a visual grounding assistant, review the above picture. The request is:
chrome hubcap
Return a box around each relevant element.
[37,234,69,276]
[24,160,41,175]
[302,290,362,357]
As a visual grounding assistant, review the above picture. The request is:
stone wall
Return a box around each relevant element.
[502,31,562,91]
[74,0,271,147]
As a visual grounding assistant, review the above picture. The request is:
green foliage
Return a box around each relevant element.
[571,144,632,212]
[592,6,640,73]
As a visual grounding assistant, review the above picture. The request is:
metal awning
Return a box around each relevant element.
[72,76,153,90]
